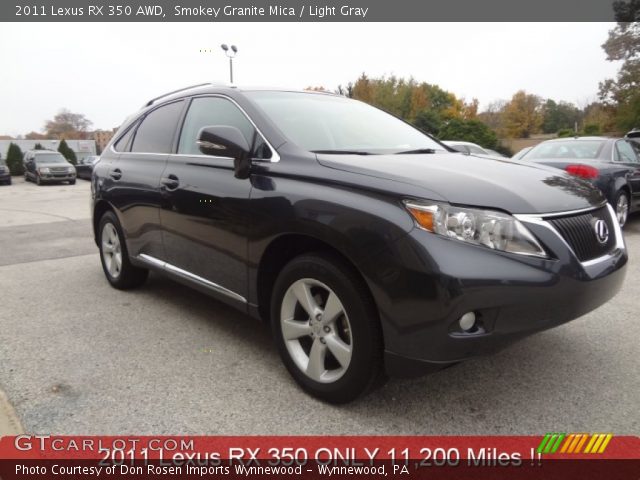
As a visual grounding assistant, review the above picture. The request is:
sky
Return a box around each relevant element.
[0,22,620,136]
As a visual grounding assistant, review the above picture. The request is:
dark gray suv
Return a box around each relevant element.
[91,84,627,403]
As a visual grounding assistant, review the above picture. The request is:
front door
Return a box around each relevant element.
[159,95,272,304]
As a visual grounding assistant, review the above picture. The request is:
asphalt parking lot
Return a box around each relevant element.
[0,177,638,435]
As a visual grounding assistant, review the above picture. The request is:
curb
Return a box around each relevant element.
[0,389,23,435]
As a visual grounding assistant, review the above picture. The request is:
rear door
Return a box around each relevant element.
[107,100,185,261]
[159,95,272,304]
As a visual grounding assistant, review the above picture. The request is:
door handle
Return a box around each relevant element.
[161,174,180,190]
[109,168,122,181]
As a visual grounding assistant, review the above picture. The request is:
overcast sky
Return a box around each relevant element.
[0,22,619,136]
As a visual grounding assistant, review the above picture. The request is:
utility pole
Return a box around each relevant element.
[221,44,238,83]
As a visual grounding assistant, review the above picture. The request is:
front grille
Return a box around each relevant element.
[548,206,616,262]
[50,167,69,173]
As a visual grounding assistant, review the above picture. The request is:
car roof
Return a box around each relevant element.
[144,82,339,107]
[543,136,611,142]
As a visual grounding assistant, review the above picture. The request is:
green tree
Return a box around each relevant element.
[438,119,499,149]
[57,139,77,164]
[413,110,442,136]
[599,8,640,129]
[6,143,24,175]
[33,143,45,150]
[541,99,581,134]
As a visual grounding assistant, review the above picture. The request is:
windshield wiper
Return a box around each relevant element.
[394,148,438,154]
[312,149,374,155]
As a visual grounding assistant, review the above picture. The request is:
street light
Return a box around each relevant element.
[221,44,238,83]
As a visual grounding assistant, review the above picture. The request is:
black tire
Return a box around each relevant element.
[614,190,629,228]
[98,211,148,290]
[69,179,76,185]
[271,252,384,403]
[36,175,42,186]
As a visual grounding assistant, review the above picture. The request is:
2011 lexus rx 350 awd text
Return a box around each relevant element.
[91,84,627,403]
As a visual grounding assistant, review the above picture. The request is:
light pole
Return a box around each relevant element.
[221,44,238,83]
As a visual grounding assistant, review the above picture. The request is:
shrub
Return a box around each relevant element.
[582,124,601,135]
[6,143,24,175]
[57,139,77,164]
[556,128,576,138]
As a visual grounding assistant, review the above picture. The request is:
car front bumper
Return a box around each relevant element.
[39,173,76,181]
[363,206,628,377]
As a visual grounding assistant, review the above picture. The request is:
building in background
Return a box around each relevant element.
[0,139,97,163]
[93,128,117,154]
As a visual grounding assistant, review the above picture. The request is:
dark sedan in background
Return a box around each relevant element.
[0,158,11,185]
[76,155,100,180]
[519,137,640,226]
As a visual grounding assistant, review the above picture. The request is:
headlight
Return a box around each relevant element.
[67,167,75,173]
[404,200,548,258]
[39,167,50,174]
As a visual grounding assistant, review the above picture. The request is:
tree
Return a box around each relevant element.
[25,131,47,140]
[541,99,581,134]
[44,109,93,139]
[413,110,442,136]
[599,7,640,129]
[33,143,45,150]
[438,118,499,149]
[57,139,77,164]
[6,143,24,175]
[502,90,543,138]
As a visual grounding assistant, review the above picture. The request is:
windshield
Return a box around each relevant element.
[526,140,605,160]
[35,153,67,164]
[246,91,445,154]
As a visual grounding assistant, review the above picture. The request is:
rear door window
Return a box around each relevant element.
[615,140,639,163]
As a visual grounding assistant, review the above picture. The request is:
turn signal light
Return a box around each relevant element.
[406,205,435,232]
[565,164,599,179]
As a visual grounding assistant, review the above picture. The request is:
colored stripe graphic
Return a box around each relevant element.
[539,433,614,454]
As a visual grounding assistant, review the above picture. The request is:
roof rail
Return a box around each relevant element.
[144,82,221,107]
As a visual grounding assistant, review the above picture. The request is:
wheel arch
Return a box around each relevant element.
[254,233,378,325]
[93,200,116,246]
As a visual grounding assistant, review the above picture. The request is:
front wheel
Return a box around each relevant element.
[69,179,76,185]
[271,253,384,403]
[614,190,629,227]
[98,211,148,289]
[36,175,42,186]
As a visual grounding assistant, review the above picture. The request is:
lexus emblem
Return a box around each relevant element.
[593,219,609,245]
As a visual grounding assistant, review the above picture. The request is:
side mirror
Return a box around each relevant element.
[197,126,252,179]
[450,144,470,155]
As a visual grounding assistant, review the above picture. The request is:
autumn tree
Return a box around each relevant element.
[45,109,93,139]
[6,143,24,175]
[599,5,640,129]
[57,139,77,164]
[25,131,47,140]
[502,90,543,138]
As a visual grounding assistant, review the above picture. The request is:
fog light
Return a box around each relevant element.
[459,312,476,331]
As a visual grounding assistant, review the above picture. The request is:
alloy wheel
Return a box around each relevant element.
[280,278,353,383]
[616,194,629,227]
[101,223,123,279]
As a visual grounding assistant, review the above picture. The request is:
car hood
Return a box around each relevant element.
[37,163,74,168]
[317,152,605,214]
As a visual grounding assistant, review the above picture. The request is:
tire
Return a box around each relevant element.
[614,190,629,227]
[24,172,29,182]
[271,253,384,403]
[36,175,42,186]
[98,211,148,290]
[69,180,76,185]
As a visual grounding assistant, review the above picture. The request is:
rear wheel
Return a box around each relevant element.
[271,253,384,403]
[98,211,148,289]
[614,190,629,227]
